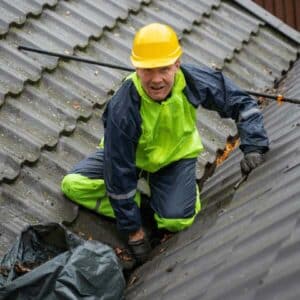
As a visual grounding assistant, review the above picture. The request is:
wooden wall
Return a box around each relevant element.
[253,0,300,31]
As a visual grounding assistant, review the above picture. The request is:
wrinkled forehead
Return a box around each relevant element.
[136,60,181,72]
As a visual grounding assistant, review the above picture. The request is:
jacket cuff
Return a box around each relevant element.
[240,145,269,154]
[109,197,141,233]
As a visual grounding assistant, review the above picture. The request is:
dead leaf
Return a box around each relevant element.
[128,275,139,286]
[0,267,9,276]
[114,247,133,261]
[160,233,174,243]
[14,262,32,274]
[72,103,81,110]
[115,247,122,255]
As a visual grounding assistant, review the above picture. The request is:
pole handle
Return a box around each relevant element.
[18,45,134,72]
[18,45,300,104]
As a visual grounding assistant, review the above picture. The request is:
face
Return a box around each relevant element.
[136,61,180,101]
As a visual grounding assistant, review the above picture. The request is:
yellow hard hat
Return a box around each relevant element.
[130,23,182,68]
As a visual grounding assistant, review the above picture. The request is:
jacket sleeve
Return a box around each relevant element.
[102,80,142,232]
[182,65,269,154]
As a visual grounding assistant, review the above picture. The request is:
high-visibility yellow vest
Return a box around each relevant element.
[129,69,204,173]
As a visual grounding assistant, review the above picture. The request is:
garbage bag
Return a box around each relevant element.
[0,223,125,300]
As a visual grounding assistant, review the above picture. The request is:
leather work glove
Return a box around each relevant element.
[240,152,265,175]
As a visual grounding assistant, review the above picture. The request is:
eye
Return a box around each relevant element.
[160,67,171,74]
[143,68,152,74]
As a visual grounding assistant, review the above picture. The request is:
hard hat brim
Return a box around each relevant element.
[130,54,181,69]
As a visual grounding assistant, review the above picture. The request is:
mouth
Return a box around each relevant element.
[150,86,165,92]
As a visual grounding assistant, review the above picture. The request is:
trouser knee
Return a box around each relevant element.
[61,173,106,205]
[153,187,201,232]
[61,173,141,219]
[61,174,76,200]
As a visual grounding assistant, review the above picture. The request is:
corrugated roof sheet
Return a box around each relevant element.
[0,0,150,104]
[0,3,299,295]
[0,0,57,37]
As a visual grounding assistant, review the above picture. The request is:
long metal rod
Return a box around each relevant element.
[18,45,134,72]
[18,45,300,104]
[244,90,300,104]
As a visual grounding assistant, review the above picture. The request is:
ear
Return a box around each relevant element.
[136,68,142,77]
[174,59,181,70]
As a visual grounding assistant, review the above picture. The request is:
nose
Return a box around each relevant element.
[151,70,163,84]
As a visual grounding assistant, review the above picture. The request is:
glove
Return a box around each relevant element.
[128,237,151,264]
[240,152,264,175]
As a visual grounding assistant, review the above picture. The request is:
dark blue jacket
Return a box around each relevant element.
[102,64,269,232]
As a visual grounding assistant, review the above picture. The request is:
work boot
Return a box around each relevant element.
[128,237,151,265]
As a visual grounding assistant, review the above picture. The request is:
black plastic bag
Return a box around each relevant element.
[0,223,125,300]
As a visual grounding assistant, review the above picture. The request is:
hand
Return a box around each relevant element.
[128,228,151,264]
[240,152,265,175]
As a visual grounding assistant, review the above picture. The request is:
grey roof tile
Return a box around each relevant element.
[0,108,104,256]
[280,59,300,97]
[181,2,262,68]
[0,0,57,37]
[222,29,298,89]
[0,0,149,104]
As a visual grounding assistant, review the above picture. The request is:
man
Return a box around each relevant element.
[61,23,269,263]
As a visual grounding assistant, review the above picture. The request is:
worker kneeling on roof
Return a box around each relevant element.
[61,23,269,264]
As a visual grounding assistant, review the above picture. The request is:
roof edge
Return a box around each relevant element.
[233,0,300,44]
